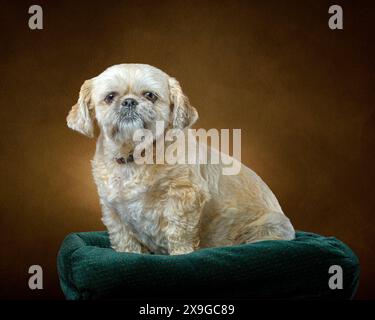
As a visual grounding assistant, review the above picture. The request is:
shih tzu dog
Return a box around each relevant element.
[67,63,295,255]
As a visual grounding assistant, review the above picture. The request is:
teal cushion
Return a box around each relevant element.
[57,231,359,300]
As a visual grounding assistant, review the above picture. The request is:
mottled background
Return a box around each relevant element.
[0,0,374,299]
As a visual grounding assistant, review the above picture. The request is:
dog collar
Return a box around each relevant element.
[115,140,156,165]
[115,154,134,165]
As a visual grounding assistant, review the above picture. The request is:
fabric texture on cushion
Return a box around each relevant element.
[57,231,359,300]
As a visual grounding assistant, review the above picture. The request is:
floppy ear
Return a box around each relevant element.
[169,77,198,129]
[66,79,94,138]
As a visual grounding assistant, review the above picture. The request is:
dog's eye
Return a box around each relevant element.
[104,92,117,104]
[143,91,157,102]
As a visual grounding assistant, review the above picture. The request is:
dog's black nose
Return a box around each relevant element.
[121,98,138,109]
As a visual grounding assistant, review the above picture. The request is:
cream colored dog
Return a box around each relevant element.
[67,63,295,255]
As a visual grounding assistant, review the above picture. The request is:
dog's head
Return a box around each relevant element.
[67,64,198,144]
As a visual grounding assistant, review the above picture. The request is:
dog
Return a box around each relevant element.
[67,63,295,255]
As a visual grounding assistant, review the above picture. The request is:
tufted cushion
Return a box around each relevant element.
[57,231,359,300]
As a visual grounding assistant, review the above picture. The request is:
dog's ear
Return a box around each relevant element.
[169,77,198,129]
[67,79,95,138]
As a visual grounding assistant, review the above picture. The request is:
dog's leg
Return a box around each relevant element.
[238,211,295,244]
[101,205,146,253]
[165,220,200,255]
[162,188,208,255]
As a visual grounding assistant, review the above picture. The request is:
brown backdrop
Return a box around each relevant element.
[0,0,374,299]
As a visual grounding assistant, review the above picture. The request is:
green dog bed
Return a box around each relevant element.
[57,231,359,300]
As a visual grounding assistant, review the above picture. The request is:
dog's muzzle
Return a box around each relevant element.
[118,104,142,122]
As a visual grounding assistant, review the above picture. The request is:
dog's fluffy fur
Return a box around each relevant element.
[67,64,295,255]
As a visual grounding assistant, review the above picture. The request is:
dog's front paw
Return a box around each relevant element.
[112,241,151,254]
[112,245,138,253]
[111,242,143,253]
[169,246,195,255]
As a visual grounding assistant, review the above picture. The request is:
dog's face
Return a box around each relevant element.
[67,64,198,144]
